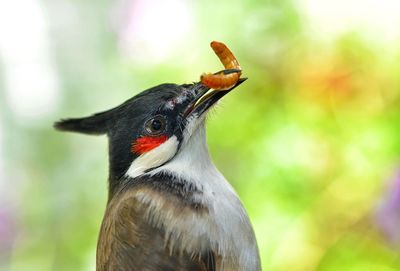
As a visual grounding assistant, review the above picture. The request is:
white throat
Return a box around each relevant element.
[151,121,221,183]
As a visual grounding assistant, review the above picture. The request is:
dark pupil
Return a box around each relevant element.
[151,119,162,131]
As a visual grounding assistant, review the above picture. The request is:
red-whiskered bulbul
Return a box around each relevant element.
[55,79,261,271]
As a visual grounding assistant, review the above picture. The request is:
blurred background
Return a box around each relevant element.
[1,0,400,270]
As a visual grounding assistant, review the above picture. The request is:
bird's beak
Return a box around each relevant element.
[183,78,247,118]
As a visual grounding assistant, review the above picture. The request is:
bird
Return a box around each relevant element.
[54,78,261,271]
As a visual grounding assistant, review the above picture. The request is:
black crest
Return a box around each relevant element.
[54,109,114,135]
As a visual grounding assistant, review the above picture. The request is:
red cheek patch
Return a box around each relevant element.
[131,135,169,154]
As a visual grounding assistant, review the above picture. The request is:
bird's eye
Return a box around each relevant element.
[145,116,166,135]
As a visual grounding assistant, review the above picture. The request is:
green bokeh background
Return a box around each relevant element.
[1,0,400,270]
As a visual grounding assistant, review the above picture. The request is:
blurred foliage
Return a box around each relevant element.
[1,0,400,270]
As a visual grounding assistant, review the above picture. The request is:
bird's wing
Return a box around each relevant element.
[96,185,216,271]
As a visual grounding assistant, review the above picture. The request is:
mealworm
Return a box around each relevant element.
[200,41,242,90]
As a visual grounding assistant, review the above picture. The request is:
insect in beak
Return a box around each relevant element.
[200,41,243,90]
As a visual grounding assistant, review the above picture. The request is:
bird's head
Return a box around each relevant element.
[55,79,245,196]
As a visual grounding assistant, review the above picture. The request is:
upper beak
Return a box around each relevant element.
[183,78,247,118]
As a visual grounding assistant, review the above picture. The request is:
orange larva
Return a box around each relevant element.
[200,41,242,90]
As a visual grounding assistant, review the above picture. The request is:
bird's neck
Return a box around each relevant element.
[149,123,220,188]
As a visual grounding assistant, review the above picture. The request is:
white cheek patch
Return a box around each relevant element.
[125,135,179,178]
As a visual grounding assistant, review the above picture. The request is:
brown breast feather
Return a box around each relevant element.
[96,182,216,271]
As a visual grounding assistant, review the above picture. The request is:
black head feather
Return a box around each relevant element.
[54,110,112,135]
[55,83,188,196]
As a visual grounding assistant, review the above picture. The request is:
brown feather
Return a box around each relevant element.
[96,182,215,271]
